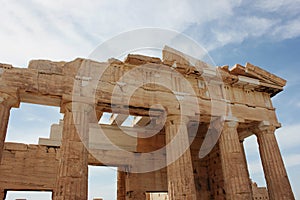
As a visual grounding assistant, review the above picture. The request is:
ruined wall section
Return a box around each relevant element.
[0,143,59,192]
[252,182,269,199]
[0,142,169,199]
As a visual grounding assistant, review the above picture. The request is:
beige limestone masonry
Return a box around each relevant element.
[0,47,294,199]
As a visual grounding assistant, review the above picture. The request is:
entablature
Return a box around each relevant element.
[0,47,284,125]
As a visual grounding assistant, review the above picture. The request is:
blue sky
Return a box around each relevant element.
[1,0,300,199]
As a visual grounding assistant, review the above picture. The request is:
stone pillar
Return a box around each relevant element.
[54,102,93,200]
[0,91,19,164]
[0,189,5,200]
[117,169,126,200]
[0,103,11,164]
[219,120,252,199]
[165,115,197,200]
[254,122,295,200]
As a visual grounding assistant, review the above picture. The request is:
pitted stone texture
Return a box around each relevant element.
[255,125,295,200]
[165,116,197,200]
[54,103,94,200]
[219,121,252,199]
[0,103,10,163]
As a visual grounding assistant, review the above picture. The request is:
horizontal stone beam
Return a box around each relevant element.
[0,59,280,124]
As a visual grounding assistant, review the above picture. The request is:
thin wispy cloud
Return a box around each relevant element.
[2,0,300,67]
[252,0,300,13]
[243,124,300,158]
[277,124,300,150]
[273,17,300,40]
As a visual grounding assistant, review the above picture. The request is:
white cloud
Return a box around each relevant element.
[242,123,300,157]
[206,16,277,50]
[32,0,242,33]
[273,18,300,40]
[1,0,300,67]
[0,0,245,66]
[0,1,96,67]
[284,154,300,168]
[276,123,300,150]
[253,0,300,13]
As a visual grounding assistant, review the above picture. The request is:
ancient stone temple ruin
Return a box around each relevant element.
[0,47,295,199]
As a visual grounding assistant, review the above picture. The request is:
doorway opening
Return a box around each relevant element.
[146,192,168,200]
[88,165,117,200]
[5,191,52,200]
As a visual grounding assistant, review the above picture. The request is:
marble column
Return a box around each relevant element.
[165,115,197,200]
[54,102,93,200]
[219,120,252,199]
[117,169,126,200]
[254,122,295,200]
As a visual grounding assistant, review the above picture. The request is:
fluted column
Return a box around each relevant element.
[0,91,19,164]
[117,169,126,200]
[54,102,94,200]
[165,115,197,200]
[254,122,295,200]
[219,120,252,199]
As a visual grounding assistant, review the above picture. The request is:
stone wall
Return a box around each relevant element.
[252,182,269,200]
[0,143,59,192]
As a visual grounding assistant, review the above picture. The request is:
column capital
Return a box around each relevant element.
[60,96,95,114]
[60,100,98,125]
[0,88,20,108]
[165,115,190,125]
[60,94,96,113]
[224,120,239,128]
[253,121,276,136]
[219,116,239,129]
[61,102,94,112]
